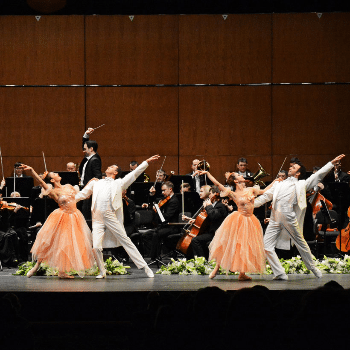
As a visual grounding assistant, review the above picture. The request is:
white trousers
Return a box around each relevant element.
[92,210,147,269]
[264,210,316,277]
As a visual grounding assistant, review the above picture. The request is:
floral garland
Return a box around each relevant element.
[13,257,130,276]
[156,255,350,275]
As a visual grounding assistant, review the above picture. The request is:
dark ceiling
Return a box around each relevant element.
[1,0,350,15]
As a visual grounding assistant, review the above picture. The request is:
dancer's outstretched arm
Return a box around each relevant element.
[198,171,226,192]
[20,165,50,191]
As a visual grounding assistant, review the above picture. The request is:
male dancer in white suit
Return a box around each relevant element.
[76,155,160,278]
[254,154,345,280]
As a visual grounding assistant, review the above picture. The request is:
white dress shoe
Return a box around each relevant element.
[96,270,106,279]
[144,266,154,278]
[273,274,288,281]
[311,268,322,278]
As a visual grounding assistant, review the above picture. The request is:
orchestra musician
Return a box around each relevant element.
[149,169,167,200]
[66,162,77,172]
[129,160,148,183]
[144,181,180,262]
[236,157,253,179]
[166,184,211,256]
[187,159,207,194]
[186,185,227,259]
[180,182,191,193]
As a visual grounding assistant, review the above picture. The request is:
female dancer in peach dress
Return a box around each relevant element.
[199,171,266,281]
[21,165,95,278]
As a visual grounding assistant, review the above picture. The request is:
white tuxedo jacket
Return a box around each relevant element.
[254,161,333,249]
[75,161,149,248]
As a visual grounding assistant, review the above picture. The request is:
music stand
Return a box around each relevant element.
[175,192,201,216]
[327,182,349,228]
[4,177,34,198]
[57,171,79,186]
[129,182,155,206]
[170,175,193,193]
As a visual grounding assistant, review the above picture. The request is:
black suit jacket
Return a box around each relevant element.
[159,195,180,224]
[204,201,227,236]
[325,170,350,184]
[186,172,208,192]
[79,136,102,186]
[79,154,102,187]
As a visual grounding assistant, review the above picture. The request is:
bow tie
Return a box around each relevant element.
[287,176,298,183]
[103,177,114,181]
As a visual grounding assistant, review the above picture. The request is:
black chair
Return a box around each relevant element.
[147,212,191,267]
[133,209,155,257]
[315,206,340,257]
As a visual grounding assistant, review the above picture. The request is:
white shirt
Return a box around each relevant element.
[80,154,94,186]
[95,177,115,212]
[191,172,201,193]
[275,176,297,212]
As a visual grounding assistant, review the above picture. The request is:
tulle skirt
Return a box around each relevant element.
[31,208,95,277]
[209,211,266,274]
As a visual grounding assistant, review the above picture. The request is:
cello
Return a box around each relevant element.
[176,191,218,255]
[335,206,350,252]
[176,204,208,255]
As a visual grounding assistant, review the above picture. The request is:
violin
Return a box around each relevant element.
[153,196,171,212]
[0,201,29,211]
[122,193,130,206]
[335,206,350,252]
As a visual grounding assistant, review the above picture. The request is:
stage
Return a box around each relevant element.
[1,263,350,292]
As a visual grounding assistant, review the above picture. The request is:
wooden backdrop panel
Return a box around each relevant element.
[272,84,350,171]
[179,14,272,84]
[0,87,85,177]
[179,86,272,157]
[273,13,350,83]
[0,16,84,85]
[85,15,179,85]
[85,87,179,161]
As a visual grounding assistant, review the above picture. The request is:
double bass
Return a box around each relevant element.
[336,206,350,252]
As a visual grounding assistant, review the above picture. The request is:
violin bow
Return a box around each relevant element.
[275,156,287,179]
[155,155,166,183]
[42,151,48,173]
[93,123,105,130]
[181,180,185,216]
[0,146,4,180]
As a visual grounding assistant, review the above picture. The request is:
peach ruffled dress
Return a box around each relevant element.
[31,184,95,277]
[209,187,266,274]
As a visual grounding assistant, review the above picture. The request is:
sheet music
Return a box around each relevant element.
[154,203,165,223]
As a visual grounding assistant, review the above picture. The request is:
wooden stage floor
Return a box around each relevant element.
[1,263,350,292]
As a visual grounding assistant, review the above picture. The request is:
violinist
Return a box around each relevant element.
[149,169,167,200]
[145,181,180,262]
[188,185,227,259]
[0,190,30,264]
